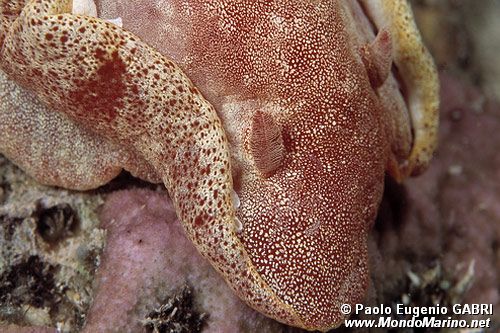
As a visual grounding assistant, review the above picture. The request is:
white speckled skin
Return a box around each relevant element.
[0,0,438,330]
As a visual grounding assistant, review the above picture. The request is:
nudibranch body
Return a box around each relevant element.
[0,0,438,331]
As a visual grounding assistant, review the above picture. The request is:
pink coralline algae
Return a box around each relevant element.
[84,189,284,333]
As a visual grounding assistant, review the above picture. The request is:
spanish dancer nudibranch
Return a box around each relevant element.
[0,0,438,330]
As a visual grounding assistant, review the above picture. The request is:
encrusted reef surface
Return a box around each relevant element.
[0,160,289,332]
[0,155,106,332]
[1,1,499,332]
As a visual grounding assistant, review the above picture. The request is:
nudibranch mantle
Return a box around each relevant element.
[0,0,438,331]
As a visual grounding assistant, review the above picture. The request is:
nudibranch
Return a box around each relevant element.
[0,0,438,331]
